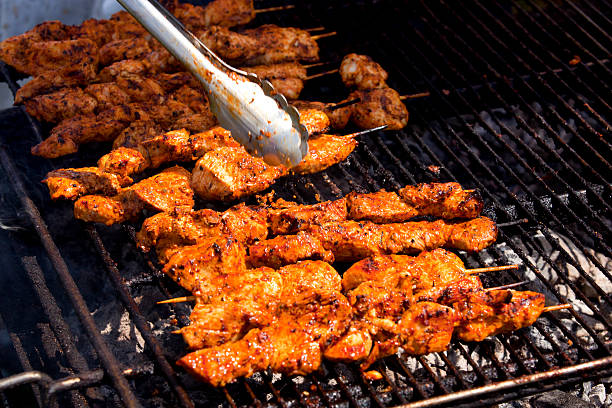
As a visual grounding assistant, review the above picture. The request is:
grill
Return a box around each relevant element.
[0,0,611,407]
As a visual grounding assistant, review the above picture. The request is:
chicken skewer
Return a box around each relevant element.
[136,182,484,256]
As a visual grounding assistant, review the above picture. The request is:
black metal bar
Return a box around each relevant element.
[0,148,141,408]
[86,225,194,408]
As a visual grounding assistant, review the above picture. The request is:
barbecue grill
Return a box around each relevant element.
[0,0,610,407]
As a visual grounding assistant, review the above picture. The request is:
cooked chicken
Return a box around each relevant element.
[169,85,209,114]
[175,0,255,30]
[350,88,409,130]
[13,63,97,104]
[247,231,334,268]
[115,73,165,104]
[0,38,97,76]
[112,120,163,149]
[453,289,545,342]
[74,166,193,225]
[346,190,418,223]
[267,197,348,235]
[291,133,357,175]
[24,88,98,124]
[292,100,352,130]
[97,59,151,83]
[31,104,150,158]
[43,167,132,201]
[241,63,307,99]
[192,146,287,202]
[173,113,219,134]
[340,53,388,90]
[180,260,340,349]
[85,83,131,111]
[154,72,200,92]
[242,25,319,65]
[248,217,497,265]
[177,264,351,386]
[268,78,304,100]
[197,26,258,64]
[98,38,151,67]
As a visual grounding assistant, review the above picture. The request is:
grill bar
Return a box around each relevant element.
[0,148,141,408]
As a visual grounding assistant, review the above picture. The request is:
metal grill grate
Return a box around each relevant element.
[0,0,611,407]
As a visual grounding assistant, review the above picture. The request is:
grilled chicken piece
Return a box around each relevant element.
[154,72,200,93]
[247,232,334,268]
[98,38,151,67]
[115,74,165,104]
[74,18,117,46]
[198,26,258,64]
[112,120,163,149]
[242,25,319,65]
[24,88,98,124]
[340,53,388,90]
[175,0,255,30]
[399,182,483,219]
[162,236,246,292]
[350,88,408,130]
[13,63,97,104]
[267,197,347,235]
[174,113,219,134]
[181,260,341,349]
[292,134,357,175]
[250,217,497,265]
[74,166,193,225]
[85,83,131,112]
[192,146,287,202]
[292,100,352,130]
[43,167,132,201]
[346,190,418,223]
[169,85,209,114]
[241,63,307,99]
[97,59,151,83]
[453,289,545,342]
[31,104,150,158]
[0,38,97,77]
[178,264,351,386]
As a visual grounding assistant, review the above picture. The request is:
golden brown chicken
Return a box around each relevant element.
[112,120,163,149]
[42,167,133,201]
[197,26,259,64]
[247,231,334,268]
[97,59,151,83]
[98,38,151,67]
[292,100,352,130]
[177,263,352,386]
[292,133,357,175]
[175,0,255,30]
[241,63,307,100]
[84,83,131,112]
[24,88,98,124]
[267,197,348,235]
[74,166,193,225]
[242,24,320,65]
[180,260,341,349]
[340,53,389,90]
[349,88,409,130]
[248,217,497,266]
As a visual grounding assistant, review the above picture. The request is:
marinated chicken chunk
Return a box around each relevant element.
[267,197,347,235]
[74,166,193,225]
[43,167,132,201]
[346,190,418,223]
[191,146,286,202]
[14,63,97,104]
[340,53,388,90]
[97,59,151,83]
[242,24,319,65]
[98,38,151,66]
[175,0,254,29]
[292,100,352,130]
[350,88,409,130]
[247,232,334,268]
[25,88,98,123]
[399,182,483,219]
[197,26,258,64]
[84,83,131,111]
[291,134,357,175]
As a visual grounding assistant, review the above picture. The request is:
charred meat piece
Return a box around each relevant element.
[399,182,483,219]
[197,26,258,64]
[97,59,151,83]
[175,0,255,30]
[84,83,131,112]
[340,53,388,90]
[267,197,347,235]
[247,232,334,269]
[350,88,409,130]
[14,63,97,104]
[346,190,418,223]
[242,25,319,65]
[291,134,357,175]
[74,166,193,225]
[98,38,151,66]
[24,88,98,124]
[43,167,132,201]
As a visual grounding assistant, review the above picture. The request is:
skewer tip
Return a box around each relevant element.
[465,264,520,275]
[157,296,195,304]
[254,5,295,13]
[399,91,430,101]
[543,304,572,313]
[344,125,388,138]
[311,31,337,41]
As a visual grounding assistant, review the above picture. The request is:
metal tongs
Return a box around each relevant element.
[116,0,309,167]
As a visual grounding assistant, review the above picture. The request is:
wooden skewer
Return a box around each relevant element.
[465,264,519,275]
[344,125,388,138]
[305,69,339,81]
[157,296,195,304]
[485,280,529,291]
[464,189,475,193]
[543,304,572,313]
[254,5,295,13]
[328,97,360,111]
[171,329,182,334]
[303,62,329,69]
[305,26,326,33]
[400,91,430,100]
[311,31,337,41]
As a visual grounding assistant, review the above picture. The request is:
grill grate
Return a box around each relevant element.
[0,0,611,407]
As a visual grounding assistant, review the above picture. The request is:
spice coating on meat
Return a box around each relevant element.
[349,88,409,130]
[340,53,388,90]
[25,88,98,124]
[247,232,334,269]
[242,25,320,65]
[399,182,483,219]
[74,166,193,225]
[43,167,132,201]
[292,134,357,175]
[346,190,418,223]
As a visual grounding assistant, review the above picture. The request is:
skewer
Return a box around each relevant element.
[328,97,360,111]
[311,32,337,41]
[543,304,572,313]
[399,91,430,100]
[254,5,295,13]
[497,218,529,228]
[344,125,388,138]
[305,27,326,33]
[158,296,195,304]
[464,189,475,193]
[303,62,330,69]
[171,329,182,334]
[485,280,529,291]
[465,264,519,275]
[305,69,339,81]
